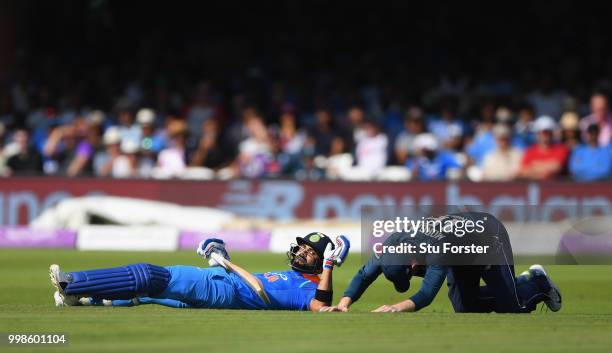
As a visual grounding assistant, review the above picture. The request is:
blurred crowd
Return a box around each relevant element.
[2,1,611,181]
[0,78,611,182]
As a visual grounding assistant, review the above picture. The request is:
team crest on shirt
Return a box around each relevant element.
[264,272,288,283]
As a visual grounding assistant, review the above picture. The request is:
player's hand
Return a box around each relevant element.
[327,235,350,266]
[196,238,225,258]
[318,306,341,312]
[372,304,401,313]
[197,238,230,266]
[337,296,352,312]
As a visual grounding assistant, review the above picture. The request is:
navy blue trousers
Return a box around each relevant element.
[446,218,549,313]
[446,264,548,313]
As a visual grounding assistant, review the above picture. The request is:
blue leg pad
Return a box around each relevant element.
[64,263,170,299]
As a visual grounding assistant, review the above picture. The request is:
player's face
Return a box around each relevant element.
[294,244,319,267]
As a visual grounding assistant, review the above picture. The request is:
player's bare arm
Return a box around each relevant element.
[289,235,350,312]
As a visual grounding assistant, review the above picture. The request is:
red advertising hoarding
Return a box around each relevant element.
[0,178,610,225]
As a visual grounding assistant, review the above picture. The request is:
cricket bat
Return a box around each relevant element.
[210,252,271,305]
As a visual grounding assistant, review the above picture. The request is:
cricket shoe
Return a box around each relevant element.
[53,291,65,307]
[49,264,79,306]
[529,264,562,312]
[515,270,530,284]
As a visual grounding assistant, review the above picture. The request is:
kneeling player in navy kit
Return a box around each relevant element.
[336,212,561,313]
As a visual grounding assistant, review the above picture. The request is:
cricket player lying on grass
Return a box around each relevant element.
[49,232,349,312]
[335,212,562,313]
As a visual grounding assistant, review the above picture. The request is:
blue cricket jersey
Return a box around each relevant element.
[235,270,319,310]
[104,266,318,311]
[568,144,612,181]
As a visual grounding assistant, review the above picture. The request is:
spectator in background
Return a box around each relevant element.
[26,88,54,133]
[186,82,217,145]
[406,133,461,181]
[580,93,612,146]
[466,101,496,166]
[115,100,140,145]
[325,136,353,180]
[309,108,335,156]
[5,129,43,176]
[518,116,569,180]
[112,140,140,178]
[394,107,425,165]
[569,124,611,181]
[481,124,522,181]
[514,103,536,147]
[189,119,225,169]
[236,115,273,178]
[64,117,97,177]
[445,124,465,152]
[275,112,306,175]
[30,108,60,156]
[94,126,121,177]
[428,100,464,146]
[87,110,106,132]
[137,145,156,178]
[560,112,581,151]
[135,108,162,177]
[344,106,366,149]
[155,119,188,178]
[42,122,85,175]
[136,108,165,153]
[225,107,258,160]
[355,120,388,178]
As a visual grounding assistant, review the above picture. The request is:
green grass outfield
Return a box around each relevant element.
[1,250,611,353]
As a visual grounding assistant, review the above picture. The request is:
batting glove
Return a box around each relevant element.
[197,238,230,266]
[324,235,350,269]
